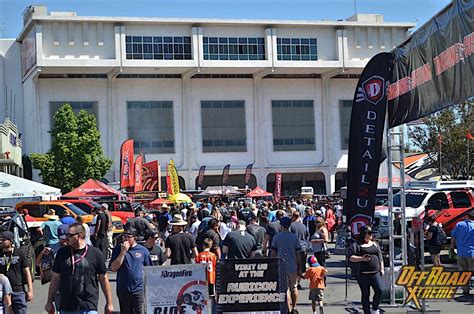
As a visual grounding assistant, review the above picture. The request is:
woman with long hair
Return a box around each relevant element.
[310,217,329,267]
[349,226,384,314]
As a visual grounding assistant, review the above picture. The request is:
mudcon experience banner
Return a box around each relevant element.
[216,258,287,313]
[346,0,474,234]
[144,264,209,314]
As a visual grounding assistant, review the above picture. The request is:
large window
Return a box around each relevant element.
[50,101,98,128]
[127,101,175,154]
[201,100,247,153]
[339,100,352,150]
[277,38,317,61]
[125,36,192,60]
[203,37,265,60]
[272,100,315,151]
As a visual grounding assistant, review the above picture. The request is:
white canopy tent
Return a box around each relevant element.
[0,172,61,200]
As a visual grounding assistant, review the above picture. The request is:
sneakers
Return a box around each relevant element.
[319,307,325,314]
[370,310,380,314]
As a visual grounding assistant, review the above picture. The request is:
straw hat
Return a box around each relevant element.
[169,214,187,226]
[43,209,59,221]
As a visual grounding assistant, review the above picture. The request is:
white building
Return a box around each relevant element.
[1,5,415,195]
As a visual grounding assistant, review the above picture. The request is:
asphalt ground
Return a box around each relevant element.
[28,243,474,313]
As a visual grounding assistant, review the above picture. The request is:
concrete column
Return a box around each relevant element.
[182,68,198,189]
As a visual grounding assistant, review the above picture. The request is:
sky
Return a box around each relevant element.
[0,0,452,38]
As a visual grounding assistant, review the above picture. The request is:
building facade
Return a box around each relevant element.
[4,5,415,195]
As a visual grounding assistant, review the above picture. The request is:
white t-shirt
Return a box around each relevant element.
[0,274,12,313]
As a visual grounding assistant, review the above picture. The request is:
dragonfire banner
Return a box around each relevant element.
[388,0,474,127]
[120,139,134,188]
[346,53,392,236]
[142,161,159,191]
[134,155,143,192]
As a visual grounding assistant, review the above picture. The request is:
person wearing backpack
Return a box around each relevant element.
[424,215,445,266]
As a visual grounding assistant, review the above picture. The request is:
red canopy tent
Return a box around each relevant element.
[63,179,124,200]
[149,198,172,206]
[246,186,272,198]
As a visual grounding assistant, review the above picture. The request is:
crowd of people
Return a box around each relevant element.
[0,197,471,314]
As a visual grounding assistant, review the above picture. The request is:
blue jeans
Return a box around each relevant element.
[356,272,383,314]
[12,291,27,314]
[60,311,97,314]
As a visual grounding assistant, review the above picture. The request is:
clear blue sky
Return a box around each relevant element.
[0,0,451,38]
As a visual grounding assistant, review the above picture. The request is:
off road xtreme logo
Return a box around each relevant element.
[396,266,471,310]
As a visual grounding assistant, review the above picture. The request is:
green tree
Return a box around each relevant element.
[30,104,112,193]
[410,101,473,179]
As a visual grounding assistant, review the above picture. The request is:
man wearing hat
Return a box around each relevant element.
[271,217,303,314]
[111,227,152,313]
[303,256,327,314]
[125,207,153,241]
[142,229,166,266]
[450,208,474,296]
[39,209,62,254]
[0,231,33,314]
[165,215,198,265]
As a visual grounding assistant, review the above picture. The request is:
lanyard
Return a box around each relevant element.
[3,252,13,272]
[71,245,88,275]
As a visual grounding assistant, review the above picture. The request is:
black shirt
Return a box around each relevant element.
[125,217,152,239]
[0,248,28,292]
[95,213,109,239]
[52,245,106,311]
[246,224,266,250]
[196,229,221,253]
[146,245,166,266]
[359,244,382,273]
[223,230,257,259]
[165,232,196,265]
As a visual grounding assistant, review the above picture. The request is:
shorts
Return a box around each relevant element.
[287,273,298,292]
[309,288,324,301]
[428,245,441,255]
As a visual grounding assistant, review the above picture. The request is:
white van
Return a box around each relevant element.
[300,186,314,199]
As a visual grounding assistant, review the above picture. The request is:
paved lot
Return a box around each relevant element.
[28,244,474,313]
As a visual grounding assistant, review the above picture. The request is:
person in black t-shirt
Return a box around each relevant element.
[125,209,154,241]
[92,207,109,259]
[348,226,384,314]
[0,231,33,314]
[246,216,266,257]
[196,218,222,259]
[222,220,257,259]
[45,223,114,314]
[165,215,198,265]
[143,230,166,266]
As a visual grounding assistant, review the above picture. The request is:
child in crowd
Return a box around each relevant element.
[302,256,327,314]
[195,238,217,298]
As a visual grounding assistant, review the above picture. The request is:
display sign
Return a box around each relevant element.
[216,258,287,313]
[388,0,474,127]
[346,53,391,237]
[144,264,209,314]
